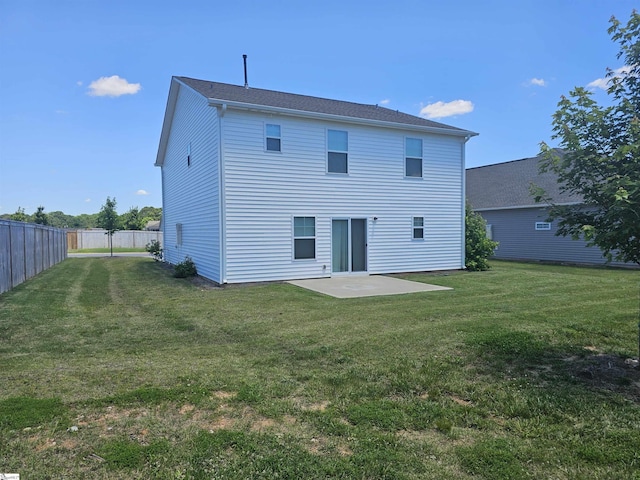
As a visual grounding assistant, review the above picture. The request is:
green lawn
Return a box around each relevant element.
[0,258,638,479]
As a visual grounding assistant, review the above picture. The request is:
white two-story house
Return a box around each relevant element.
[155,76,477,284]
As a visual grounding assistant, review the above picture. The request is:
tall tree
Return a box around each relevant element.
[538,10,640,361]
[33,206,49,225]
[96,197,120,257]
[538,11,640,265]
[120,206,144,230]
[9,207,28,222]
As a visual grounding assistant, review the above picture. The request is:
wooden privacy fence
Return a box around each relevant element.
[67,229,163,250]
[0,220,68,295]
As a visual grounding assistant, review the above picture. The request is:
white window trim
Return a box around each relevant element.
[404,137,423,179]
[265,123,282,153]
[535,222,552,231]
[327,129,349,175]
[412,216,425,240]
[292,216,316,261]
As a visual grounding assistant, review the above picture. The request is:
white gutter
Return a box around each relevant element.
[218,104,227,284]
[206,98,478,138]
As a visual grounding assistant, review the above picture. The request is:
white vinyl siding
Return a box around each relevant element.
[160,83,221,282]
[221,110,465,283]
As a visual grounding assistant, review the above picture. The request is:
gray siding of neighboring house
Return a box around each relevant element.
[480,207,630,266]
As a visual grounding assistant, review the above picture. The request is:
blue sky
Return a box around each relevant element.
[0,0,636,216]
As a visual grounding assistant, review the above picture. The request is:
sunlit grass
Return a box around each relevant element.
[0,258,638,479]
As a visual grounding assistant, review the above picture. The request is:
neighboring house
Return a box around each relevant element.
[145,220,161,231]
[155,76,477,284]
[466,153,630,266]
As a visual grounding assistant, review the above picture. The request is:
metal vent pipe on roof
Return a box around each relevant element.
[243,54,249,89]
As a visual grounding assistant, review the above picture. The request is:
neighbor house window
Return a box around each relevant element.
[535,222,551,231]
[413,217,424,239]
[176,223,183,246]
[328,129,348,173]
[405,138,423,177]
[294,217,316,259]
[266,124,281,152]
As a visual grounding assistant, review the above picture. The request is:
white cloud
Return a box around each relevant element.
[526,77,546,87]
[85,198,91,203]
[88,75,141,97]
[55,109,69,114]
[587,66,632,90]
[77,81,83,86]
[419,100,474,119]
[379,99,390,105]
[136,189,149,195]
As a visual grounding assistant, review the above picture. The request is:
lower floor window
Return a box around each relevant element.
[294,216,316,259]
[413,217,424,239]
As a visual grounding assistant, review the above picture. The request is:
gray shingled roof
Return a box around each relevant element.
[466,152,583,210]
[176,76,474,134]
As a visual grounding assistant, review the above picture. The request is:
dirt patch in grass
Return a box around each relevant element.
[564,353,640,401]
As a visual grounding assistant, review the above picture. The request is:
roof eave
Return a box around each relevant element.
[155,78,182,167]
[207,98,478,138]
[472,201,582,212]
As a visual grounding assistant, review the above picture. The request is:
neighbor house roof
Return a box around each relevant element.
[466,152,583,210]
[178,76,477,135]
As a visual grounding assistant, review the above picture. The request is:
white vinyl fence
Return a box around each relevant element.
[67,229,163,250]
[0,220,68,295]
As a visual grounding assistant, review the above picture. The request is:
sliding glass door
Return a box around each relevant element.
[332,218,367,273]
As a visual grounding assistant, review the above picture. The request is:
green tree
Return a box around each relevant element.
[96,197,120,257]
[10,207,28,222]
[47,211,74,228]
[538,11,640,266]
[120,206,144,230]
[465,202,499,271]
[538,11,640,362]
[33,206,49,225]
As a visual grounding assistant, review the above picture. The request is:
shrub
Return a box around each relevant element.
[145,239,163,261]
[465,202,498,271]
[174,256,197,278]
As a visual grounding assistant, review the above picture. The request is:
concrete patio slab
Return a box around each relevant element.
[287,275,452,298]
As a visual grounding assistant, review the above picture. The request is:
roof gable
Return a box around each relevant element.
[176,76,476,135]
[466,151,583,210]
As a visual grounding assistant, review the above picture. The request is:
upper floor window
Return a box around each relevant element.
[405,138,423,177]
[328,129,348,173]
[266,124,281,152]
[412,216,424,239]
[293,217,316,259]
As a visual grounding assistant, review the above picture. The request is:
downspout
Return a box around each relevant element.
[218,103,227,283]
[461,134,471,270]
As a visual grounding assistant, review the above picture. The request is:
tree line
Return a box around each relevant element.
[1,202,161,230]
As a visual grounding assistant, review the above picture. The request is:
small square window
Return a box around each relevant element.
[266,124,281,152]
[413,217,424,239]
